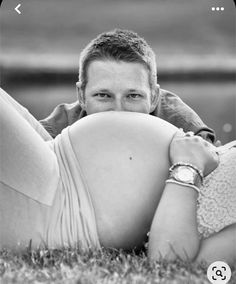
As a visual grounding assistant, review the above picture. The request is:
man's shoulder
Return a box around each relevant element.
[42,101,83,122]
[159,88,181,100]
[157,88,216,143]
[40,101,86,137]
[54,101,81,114]
[155,88,185,114]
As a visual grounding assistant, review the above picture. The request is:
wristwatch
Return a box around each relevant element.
[169,165,202,188]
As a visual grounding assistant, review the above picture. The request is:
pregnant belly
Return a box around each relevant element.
[69,112,177,249]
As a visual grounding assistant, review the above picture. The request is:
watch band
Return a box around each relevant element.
[169,162,204,184]
[165,179,200,194]
[169,165,203,188]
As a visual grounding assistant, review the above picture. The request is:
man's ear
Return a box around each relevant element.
[150,84,160,113]
[76,81,85,109]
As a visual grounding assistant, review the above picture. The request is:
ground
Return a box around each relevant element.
[1,248,235,283]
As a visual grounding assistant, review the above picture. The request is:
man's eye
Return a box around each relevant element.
[128,94,142,99]
[95,93,110,98]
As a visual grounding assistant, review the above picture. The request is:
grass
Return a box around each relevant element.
[2,247,235,283]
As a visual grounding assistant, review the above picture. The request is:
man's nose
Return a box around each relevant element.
[112,100,125,111]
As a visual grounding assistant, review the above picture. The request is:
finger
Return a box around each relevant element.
[215,140,222,147]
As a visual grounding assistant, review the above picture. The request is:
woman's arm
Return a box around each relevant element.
[148,131,219,261]
[148,182,199,261]
[148,183,199,260]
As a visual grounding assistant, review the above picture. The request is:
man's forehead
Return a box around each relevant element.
[86,60,150,86]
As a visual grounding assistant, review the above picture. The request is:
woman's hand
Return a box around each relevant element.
[170,130,219,176]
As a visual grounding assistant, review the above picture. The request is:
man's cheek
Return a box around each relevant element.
[87,104,108,114]
[133,104,150,114]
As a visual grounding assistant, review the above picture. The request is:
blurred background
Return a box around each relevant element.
[0,0,235,143]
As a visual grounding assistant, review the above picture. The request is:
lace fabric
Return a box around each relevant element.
[197,144,236,238]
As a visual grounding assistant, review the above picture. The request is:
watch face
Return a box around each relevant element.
[172,166,196,184]
[178,168,194,182]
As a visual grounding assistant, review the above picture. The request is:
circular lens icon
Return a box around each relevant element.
[207,261,231,284]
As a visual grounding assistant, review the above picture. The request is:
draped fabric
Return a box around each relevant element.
[45,128,101,250]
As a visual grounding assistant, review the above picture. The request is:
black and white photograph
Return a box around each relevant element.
[0,0,236,283]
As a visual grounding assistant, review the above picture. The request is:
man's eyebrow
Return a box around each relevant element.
[127,89,143,92]
[91,88,111,93]
[127,89,147,95]
[90,88,146,94]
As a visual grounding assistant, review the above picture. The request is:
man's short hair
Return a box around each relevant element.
[78,29,157,93]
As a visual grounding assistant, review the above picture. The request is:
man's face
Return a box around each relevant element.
[80,60,158,115]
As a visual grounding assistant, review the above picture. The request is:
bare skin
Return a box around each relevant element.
[76,60,159,114]
[69,111,177,249]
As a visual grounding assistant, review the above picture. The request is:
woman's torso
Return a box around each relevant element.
[69,112,178,248]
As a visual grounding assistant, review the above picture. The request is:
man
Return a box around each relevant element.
[40,29,216,143]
